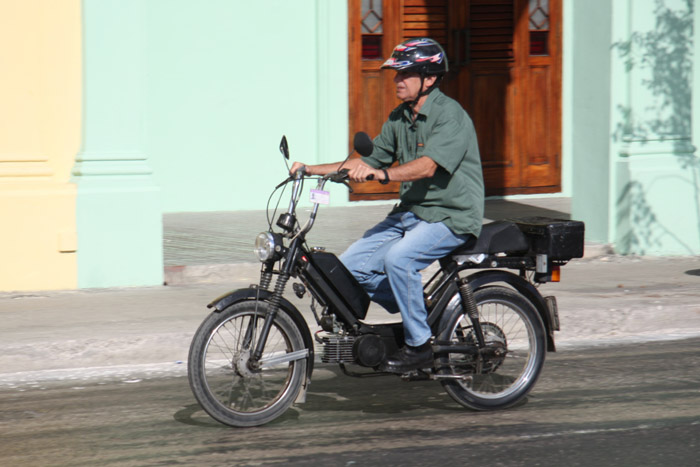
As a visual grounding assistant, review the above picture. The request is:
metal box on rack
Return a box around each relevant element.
[512,217,585,261]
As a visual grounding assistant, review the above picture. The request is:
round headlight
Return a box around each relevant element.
[254,232,276,262]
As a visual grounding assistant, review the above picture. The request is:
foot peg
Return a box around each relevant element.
[400,369,431,381]
[400,369,472,382]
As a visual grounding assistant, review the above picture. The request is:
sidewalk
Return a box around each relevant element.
[2,198,700,388]
[163,197,609,283]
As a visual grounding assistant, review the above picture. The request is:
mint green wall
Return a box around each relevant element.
[72,0,348,288]
[568,0,700,255]
[144,0,350,213]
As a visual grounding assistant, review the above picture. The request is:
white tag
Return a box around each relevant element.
[310,189,330,205]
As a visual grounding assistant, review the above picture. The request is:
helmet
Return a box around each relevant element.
[381,38,448,76]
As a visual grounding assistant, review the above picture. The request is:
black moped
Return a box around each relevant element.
[187,133,585,427]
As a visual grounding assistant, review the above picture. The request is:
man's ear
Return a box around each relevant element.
[423,75,438,91]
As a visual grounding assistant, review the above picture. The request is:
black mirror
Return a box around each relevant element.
[353,132,373,158]
[279,136,289,159]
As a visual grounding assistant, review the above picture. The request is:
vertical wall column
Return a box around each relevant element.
[568,0,613,245]
[315,0,351,201]
[692,0,700,249]
[72,0,162,287]
[611,0,698,255]
[315,0,349,160]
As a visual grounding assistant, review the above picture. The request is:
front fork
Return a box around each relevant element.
[250,273,290,363]
[249,240,300,365]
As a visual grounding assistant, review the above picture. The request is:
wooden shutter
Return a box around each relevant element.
[470,0,515,61]
[402,0,449,45]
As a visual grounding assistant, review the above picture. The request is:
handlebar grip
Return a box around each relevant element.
[330,169,374,182]
[292,165,307,179]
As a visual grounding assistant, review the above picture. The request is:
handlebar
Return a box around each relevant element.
[292,166,374,183]
[284,169,375,241]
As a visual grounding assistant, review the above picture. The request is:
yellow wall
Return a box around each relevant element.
[0,1,81,290]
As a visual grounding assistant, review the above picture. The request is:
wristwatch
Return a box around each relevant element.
[380,169,390,185]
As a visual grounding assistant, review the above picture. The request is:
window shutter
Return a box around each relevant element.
[470,0,515,61]
[402,0,448,47]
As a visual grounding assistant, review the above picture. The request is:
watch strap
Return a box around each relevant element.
[380,169,390,185]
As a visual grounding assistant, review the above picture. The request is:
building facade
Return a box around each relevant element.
[1,0,698,291]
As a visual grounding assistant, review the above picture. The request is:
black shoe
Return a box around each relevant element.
[379,341,433,374]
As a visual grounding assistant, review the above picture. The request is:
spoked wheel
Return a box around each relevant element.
[436,286,546,410]
[188,301,308,427]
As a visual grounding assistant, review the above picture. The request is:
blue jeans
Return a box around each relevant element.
[339,211,470,347]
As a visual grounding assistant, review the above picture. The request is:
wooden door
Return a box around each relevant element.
[348,0,402,200]
[347,0,561,199]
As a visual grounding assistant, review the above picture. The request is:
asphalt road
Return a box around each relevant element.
[1,338,699,467]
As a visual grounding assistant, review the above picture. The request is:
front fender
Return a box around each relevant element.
[208,287,315,379]
[464,270,557,352]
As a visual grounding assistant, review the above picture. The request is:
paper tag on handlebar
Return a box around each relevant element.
[310,189,330,205]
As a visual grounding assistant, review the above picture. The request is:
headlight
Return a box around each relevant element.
[254,232,280,262]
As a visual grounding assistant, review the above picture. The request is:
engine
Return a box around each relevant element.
[316,332,388,368]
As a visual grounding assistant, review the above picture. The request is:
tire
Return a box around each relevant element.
[436,286,546,410]
[188,301,308,427]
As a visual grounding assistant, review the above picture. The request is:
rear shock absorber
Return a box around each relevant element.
[458,277,485,348]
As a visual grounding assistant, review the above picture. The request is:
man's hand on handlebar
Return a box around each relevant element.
[346,164,381,182]
[289,161,308,176]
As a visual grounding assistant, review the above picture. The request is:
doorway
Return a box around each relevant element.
[347,0,562,199]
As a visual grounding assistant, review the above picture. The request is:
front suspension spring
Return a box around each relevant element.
[259,270,273,291]
[268,273,290,312]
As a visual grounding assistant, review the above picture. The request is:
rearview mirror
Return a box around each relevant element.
[279,136,289,159]
[353,131,373,157]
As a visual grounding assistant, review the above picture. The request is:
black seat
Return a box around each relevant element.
[450,220,529,257]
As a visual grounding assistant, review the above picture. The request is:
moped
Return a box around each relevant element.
[187,133,585,427]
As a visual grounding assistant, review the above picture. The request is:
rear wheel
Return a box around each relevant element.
[436,286,546,410]
[188,301,307,427]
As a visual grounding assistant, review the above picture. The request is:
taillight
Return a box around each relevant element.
[535,264,560,283]
[551,265,560,282]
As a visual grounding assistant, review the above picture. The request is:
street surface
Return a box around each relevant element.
[1,338,699,466]
[2,216,700,466]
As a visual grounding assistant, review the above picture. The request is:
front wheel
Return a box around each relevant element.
[436,286,547,410]
[188,301,308,427]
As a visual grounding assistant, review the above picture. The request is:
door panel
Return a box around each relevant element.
[470,66,516,172]
[454,0,525,195]
[526,66,551,166]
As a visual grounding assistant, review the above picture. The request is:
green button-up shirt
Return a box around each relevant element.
[362,89,485,237]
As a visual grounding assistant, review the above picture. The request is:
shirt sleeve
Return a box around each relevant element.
[362,116,398,169]
[420,113,470,175]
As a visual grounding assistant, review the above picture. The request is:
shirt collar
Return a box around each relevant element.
[418,88,441,117]
[401,88,442,122]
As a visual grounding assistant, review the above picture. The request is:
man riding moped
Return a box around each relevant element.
[290,38,485,374]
